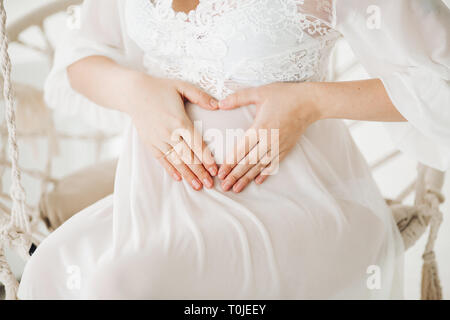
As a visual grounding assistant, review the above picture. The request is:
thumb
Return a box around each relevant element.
[218,87,259,110]
[176,81,219,110]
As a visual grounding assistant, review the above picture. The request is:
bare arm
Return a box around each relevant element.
[314,79,406,122]
[67,55,219,190]
[216,79,405,192]
[67,55,138,114]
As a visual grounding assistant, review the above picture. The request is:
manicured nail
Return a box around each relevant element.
[218,170,227,180]
[222,180,232,191]
[255,176,263,184]
[192,179,202,190]
[203,178,213,189]
[210,99,218,109]
[233,181,244,193]
[208,166,218,176]
[218,100,227,108]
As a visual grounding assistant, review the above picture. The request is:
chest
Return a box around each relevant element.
[171,0,200,14]
[124,0,340,98]
[126,0,338,59]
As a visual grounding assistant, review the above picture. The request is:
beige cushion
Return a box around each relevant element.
[40,159,117,230]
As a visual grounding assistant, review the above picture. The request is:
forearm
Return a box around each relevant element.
[67,55,143,114]
[312,79,406,122]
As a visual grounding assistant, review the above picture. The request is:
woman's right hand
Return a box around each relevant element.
[127,73,219,190]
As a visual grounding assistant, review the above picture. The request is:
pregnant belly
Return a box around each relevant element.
[185,102,258,164]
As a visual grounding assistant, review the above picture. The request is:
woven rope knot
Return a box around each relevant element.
[9,185,26,202]
[422,251,436,263]
[423,190,445,209]
[1,223,22,245]
[0,226,10,243]
[426,189,445,204]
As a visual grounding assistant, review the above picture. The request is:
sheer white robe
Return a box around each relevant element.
[335,0,450,171]
[17,0,449,299]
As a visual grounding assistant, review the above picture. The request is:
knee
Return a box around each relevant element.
[81,248,195,299]
[18,242,61,299]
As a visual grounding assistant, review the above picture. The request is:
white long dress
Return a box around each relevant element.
[18,0,449,299]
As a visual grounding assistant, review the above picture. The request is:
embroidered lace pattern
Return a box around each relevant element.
[126,0,340,99]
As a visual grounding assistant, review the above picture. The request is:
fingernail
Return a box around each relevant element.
[208,166,218,176]
[222,180,232,191]
[233,181,244,193]
[173,173,181,181]
[203,178,213,189]
[218,170,226,180]
[255,176,263,184]
[192,179,202,190]
[210,99,218,109]
[218,100,228,108]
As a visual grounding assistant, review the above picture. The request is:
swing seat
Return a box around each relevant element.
[39,159,117,231]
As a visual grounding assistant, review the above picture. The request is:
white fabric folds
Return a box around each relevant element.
[44,0,143,133]
[334,0,450,170]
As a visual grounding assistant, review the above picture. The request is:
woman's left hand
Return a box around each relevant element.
[217,82,323,193]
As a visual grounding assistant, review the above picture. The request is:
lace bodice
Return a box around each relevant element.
[125,0,340,99]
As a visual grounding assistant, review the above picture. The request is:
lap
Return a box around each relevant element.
[18,191,389,299]
[18,195,114,299]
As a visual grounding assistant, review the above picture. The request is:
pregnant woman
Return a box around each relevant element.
[19,0,449,299]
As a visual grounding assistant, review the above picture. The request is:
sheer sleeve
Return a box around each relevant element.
[334,0,450,170]
[296,0,336,27]
[44,0,143,133]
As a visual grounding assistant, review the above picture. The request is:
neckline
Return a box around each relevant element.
[167,0,203,22]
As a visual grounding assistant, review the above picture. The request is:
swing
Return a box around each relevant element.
[0,0,446,300]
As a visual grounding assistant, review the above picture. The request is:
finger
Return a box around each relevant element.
[218,87,260,110]
[179,123,218,177]
[176,81,218,110]
[220,139,267,191]
[255,151,285,185]
[218,126,259,180]
[233,153,272,193]
[166,149,203,191]
[151,145,182,181]
[221,162,253,192]
[171,139,214,189]
[158,157,182,182]
[255,173,269,185]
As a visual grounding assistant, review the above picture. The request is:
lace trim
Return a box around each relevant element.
[127,0,340,99]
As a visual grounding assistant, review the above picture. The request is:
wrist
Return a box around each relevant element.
[122,70,155,117]
[294,82,330,122]
[307,82,333,121]
[126,69,150,92]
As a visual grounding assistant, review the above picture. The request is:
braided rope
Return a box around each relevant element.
[384,166,445,299]
[0,0,28,232]
[414,165,444,299]
[0,0,32,300]
[420,186,444,299]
